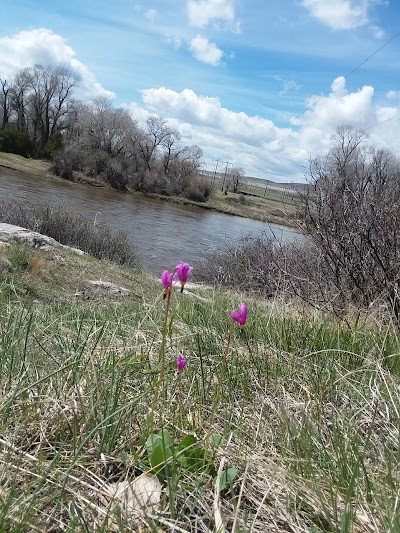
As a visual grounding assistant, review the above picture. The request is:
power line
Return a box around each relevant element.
[247,30,400,156]
[290,112,400,168]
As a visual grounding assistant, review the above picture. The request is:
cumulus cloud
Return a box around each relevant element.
[189,35,223,65]
[0,28,114,99]
[293,76,400,165]
[187,0,237,29]
[300,0,374,30]
[125,78,400,182]
[140,87,291,145]
[295,76,377,151]
[387,90,400,100]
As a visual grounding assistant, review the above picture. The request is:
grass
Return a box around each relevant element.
[0,241,399,531]
[0,199,141,268]
[0,151,51,177]
[204,187,298,226]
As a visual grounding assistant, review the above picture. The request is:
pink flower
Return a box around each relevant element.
[161,270,174,298]
[176,354,187,373]
[175,261,193,292]
[231,303,247,328]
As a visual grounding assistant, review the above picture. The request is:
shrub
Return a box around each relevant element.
[104,160,128,191]
[183,178,212,203]
[197,130,400,319]
[195,233,289,297]
[299,128,400,318]
[0,200,141,268]
[38,134,63,160]
[52,146,83,181]
[0,126,34,157]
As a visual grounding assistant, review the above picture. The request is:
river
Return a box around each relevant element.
[0,167,299,274]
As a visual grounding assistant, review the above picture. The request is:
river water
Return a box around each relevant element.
[0,167,298,274]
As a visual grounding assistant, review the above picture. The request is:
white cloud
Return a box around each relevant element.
[370,25,385,39]
[300,0,373,30]
[189,35,223,65]
[387,90,400,100]
[274,76,302,95]
[140,87,288,145]
[134,86,298,179]
[295,76,376,152]
[165,34,183,49]
[0,28,114,100]
[144,9,158,23]
[293,77,400,165]
[187,0,236,29]
[124,101,152,123]
[124,78,400,182]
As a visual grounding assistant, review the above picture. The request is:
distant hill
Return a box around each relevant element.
[202,169,308,190]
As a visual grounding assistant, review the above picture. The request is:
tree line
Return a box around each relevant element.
[0,64,211,200]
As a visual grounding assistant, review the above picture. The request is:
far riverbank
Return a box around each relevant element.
[0,152,300,228]
[0,162,300,274]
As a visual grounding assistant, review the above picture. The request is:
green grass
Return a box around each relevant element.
[0,243,399,531]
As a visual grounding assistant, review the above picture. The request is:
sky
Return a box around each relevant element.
[1,0,400,182]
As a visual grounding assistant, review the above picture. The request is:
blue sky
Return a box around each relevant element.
[1,0,400,182]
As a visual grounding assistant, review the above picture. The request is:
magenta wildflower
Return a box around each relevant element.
[161,270,174,298]
[176,261,193,292]
[176,354,187,373]
[231,303,247,328]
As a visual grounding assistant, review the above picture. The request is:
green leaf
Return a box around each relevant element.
[150,443,173,480]
[145,430,174,457]
[219,467,238,491]
[177,434,196,452]
[157,429,173,448]
[212,434,223,447]
[145,433,162,457]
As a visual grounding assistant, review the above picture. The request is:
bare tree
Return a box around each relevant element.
[228,167,244,193]
[24,65,80,150]
[0,79,10,129]
[9,69,31,132]
[299,127,400,317]
[138,116,179,172]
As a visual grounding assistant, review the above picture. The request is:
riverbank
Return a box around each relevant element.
[0,234,398,531]
[0,152,299,228]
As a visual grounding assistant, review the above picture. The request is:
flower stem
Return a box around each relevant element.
[207,322,232,436]
[149,275,174,434]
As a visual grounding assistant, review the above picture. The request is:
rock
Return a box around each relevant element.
[88,280,130,295]
[100,474,162,515]
[0,223,85,255]
[0,256,12,271]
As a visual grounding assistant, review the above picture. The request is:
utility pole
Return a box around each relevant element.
[200,162,207,179]
[221,161,233,191]
[212,159,220,186]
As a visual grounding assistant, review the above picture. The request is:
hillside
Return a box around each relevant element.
[0,230,398,531]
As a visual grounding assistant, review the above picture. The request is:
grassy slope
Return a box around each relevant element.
[0,151,51,176]
[0,242,399,531]
[0,152,299,227]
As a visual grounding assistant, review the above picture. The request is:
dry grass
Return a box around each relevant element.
[0,243,399,531]
[0,199,141,268]
[0,151,51,177]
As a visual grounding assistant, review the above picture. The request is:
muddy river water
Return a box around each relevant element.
[0,168,299,274]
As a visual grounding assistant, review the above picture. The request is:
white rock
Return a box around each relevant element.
[0,223,85,255]
[101,474,162,515]
[88,280,130,295]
